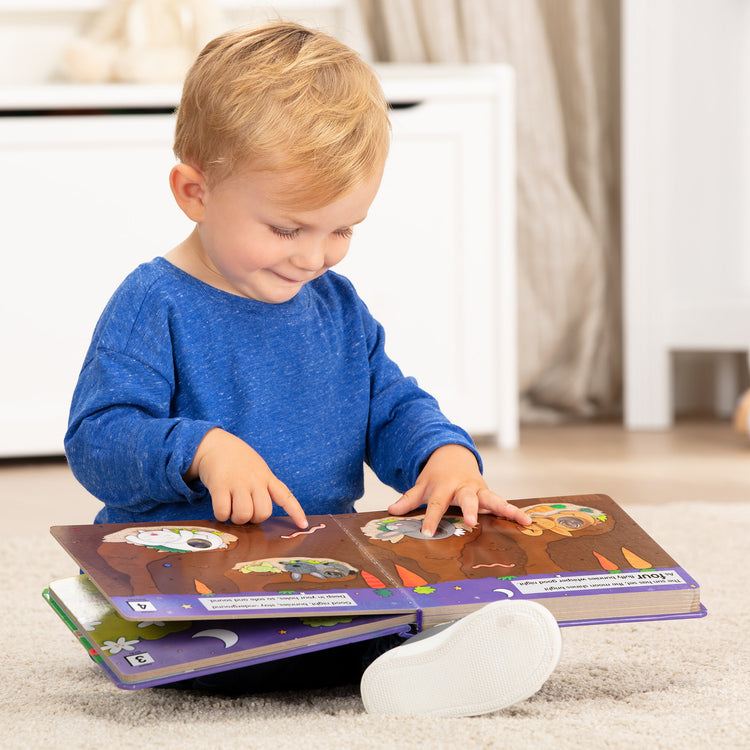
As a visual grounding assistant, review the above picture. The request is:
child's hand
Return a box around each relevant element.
[186,428,308,528]
[387,444,531,537]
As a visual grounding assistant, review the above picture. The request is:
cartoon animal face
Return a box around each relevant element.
[379,518,455,540]
[279,560,357,582]
[518,503,607,537]
[362,516,471,543]
[234,557,359,583]
[123,528,229,552]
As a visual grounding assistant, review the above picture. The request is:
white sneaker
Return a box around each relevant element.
[360,600,561,717]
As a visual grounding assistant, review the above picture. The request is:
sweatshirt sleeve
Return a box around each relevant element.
[360,301,482,493]
[65,348,219,513]
[64,269,220,514]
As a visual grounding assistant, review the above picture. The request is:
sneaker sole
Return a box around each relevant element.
[360,600,561,717]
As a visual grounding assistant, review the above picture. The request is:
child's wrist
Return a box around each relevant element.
[428,443,479,467]
[185,427,224,481]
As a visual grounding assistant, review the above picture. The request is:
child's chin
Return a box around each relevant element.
[257,287,302,304]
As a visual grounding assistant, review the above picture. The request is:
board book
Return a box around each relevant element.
[43,576,413,689]
[46,493,706,688]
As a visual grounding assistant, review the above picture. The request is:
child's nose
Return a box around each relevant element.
[292,237,328,271]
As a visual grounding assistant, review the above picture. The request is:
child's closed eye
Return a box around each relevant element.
[270,226,353,240]
[270,226,300,240]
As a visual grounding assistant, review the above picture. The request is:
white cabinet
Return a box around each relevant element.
[0,65,517,456]
[622,0,750,428]
[1,106,193,457]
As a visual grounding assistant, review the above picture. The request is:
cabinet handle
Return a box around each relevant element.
[388,101,423,110]
[0,107,176,118]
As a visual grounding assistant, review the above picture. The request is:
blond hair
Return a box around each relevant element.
[173,22,390,207]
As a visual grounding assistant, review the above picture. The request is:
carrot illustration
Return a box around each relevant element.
[593,551,619,572]
[621,547,653,570]
[194,579,213,595]
[361,570,387,589]
[395,564,428,587]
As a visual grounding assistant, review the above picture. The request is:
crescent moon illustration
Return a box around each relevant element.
[492,589,515,598]
[191,629,239,648]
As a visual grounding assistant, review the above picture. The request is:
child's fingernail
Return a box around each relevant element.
[421,527,433,538]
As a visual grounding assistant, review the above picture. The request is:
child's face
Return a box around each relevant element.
[193,167,382,303]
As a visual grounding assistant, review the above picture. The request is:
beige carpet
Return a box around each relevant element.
[4,501,748,750]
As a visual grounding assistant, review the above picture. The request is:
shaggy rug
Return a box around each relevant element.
[3,501,748,749]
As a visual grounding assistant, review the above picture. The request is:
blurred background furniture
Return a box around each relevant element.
[0,2,517,455]
[622,0,750,429]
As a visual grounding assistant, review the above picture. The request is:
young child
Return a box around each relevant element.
[64,21,561,716]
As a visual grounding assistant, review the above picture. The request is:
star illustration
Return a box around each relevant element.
[182,604,192,609]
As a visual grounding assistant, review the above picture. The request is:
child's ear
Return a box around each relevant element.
[169,163,207,222]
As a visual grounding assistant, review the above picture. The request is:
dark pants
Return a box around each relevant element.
[165,633,407,695]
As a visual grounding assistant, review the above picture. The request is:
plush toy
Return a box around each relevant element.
[62,0,226,84]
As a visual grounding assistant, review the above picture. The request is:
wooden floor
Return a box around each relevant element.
[479,418,748,506]
[2,420,747,534]
[359,418,750,511]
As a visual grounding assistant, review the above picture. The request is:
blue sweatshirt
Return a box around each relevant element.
[65,258,480,524]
